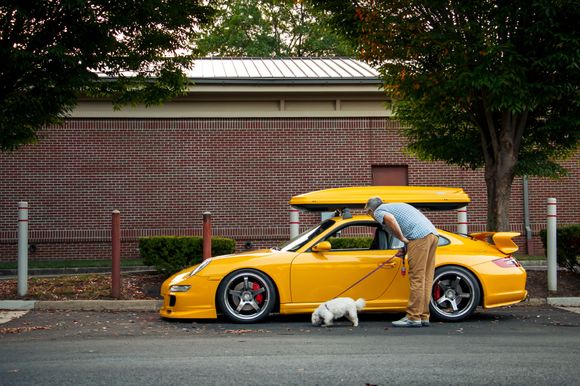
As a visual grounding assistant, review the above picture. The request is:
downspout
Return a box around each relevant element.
[523,175,533,255]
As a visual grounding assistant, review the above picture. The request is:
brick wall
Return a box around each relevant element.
[0,117,578,262]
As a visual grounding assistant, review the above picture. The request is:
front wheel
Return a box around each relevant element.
[217,269,277,323]
[430,266,480,322]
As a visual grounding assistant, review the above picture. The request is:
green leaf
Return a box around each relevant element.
[0,0,216,151]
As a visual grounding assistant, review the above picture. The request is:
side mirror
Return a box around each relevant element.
[312,241,331,252]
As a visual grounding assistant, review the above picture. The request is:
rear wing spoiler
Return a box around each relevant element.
[469,232,521,254]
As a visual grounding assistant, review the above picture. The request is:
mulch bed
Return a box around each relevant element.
[0,272,165,301]
[1,270,578,301]
[525,270,580,298]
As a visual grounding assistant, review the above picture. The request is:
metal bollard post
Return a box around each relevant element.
[203,212,212,260]
[17,202,29,297]
[111,210,121,299]
[290,208,300,239]
[457,206,468,235]
[547,198,557,292]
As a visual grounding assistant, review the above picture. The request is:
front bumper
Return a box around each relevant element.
[159,275,220,319]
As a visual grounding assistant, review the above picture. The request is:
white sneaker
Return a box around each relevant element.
[392,317,422,328]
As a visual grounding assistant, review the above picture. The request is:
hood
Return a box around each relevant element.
[164,249,282,288]
[210,248,280,261]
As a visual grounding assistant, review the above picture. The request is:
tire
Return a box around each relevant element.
[430,266,480,322]
[217,269,277,323]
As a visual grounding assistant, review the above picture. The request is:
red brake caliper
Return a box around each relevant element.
[252,282,263,304]
[434,281,441,300]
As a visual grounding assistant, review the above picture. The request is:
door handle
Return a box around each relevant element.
[378,262,397,269]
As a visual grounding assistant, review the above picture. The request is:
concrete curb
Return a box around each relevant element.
[1,298,579,311]
[0,300,37,310]
[547,297,580,307]
[35,299,164,311]
[519,297,547,306]
[0,299,162,311]
[503,297,580,308]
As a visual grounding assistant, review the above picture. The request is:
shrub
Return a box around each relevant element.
[327,237,373,249]
[139,236,235,276]
[540,224,580,272]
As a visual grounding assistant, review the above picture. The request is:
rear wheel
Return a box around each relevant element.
[217,269,276,323]
[430,266,480,322]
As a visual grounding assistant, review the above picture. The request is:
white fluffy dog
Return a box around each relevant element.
[311,297,366,327]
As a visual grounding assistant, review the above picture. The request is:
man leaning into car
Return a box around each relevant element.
[365,197,439,328]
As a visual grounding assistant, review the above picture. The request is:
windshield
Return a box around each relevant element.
[277,219,336,252]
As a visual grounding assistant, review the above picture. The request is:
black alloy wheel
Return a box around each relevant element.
[430,266,481,321]
[217,269,277,323]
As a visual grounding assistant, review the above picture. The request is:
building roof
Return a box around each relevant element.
[185,58,380,84]
[82,57,389,119]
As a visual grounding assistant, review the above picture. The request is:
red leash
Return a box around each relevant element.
[332,249,405,299]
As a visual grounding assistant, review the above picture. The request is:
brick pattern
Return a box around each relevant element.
[0,118,578,261]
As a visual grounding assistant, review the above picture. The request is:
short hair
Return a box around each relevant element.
[365,196,383,212]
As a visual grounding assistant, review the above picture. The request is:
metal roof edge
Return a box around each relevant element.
[189,78,382,85]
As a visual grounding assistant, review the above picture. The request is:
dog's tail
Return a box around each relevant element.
[355,298,366,311]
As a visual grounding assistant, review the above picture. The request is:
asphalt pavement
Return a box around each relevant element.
[2,303,580,338]
[2,262,579,386]
[1,305,580,386]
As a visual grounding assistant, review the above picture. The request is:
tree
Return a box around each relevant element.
[0,0,215,151]
[314,0,580,231]
[196,0,354,57]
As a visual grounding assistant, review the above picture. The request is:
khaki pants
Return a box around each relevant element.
[406,233,439,321]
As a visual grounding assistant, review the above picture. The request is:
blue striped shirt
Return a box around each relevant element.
[373,203,438,240]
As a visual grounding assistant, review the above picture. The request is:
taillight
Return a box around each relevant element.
[492,256,522,268]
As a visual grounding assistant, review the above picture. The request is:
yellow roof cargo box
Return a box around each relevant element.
[289,186,470,211]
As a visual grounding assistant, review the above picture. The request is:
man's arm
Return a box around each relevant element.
[382,213,410,244]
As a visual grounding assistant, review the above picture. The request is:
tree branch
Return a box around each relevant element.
[482,96,499,156]
[513,111,528,152]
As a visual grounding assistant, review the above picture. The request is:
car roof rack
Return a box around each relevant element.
[290,186,470,212]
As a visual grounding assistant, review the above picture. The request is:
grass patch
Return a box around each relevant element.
[0,259,146,270]
[515,255,546,261]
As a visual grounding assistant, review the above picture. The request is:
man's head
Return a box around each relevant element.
[364,196,383,215]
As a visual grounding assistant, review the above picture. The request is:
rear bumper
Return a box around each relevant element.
[476,261,528,308]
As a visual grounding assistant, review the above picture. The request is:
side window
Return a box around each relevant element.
[438,236,450,247]
[389,234,405,250]
[322,222,443,251]
[324,223,388,251]
[391,234,450,248]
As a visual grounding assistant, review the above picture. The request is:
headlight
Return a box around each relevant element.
[169,285,191,292]
[188,258,212,277]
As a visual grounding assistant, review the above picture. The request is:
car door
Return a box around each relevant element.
[290,221,400,304]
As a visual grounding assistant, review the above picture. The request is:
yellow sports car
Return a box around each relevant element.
[160,187,527,323]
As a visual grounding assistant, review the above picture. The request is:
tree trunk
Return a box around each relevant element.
[480,111,526,231]
[485,159,515,231]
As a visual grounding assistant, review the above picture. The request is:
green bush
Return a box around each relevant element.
[327,237,373,250]
[540,224,580,272]
[139,236,235,276]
